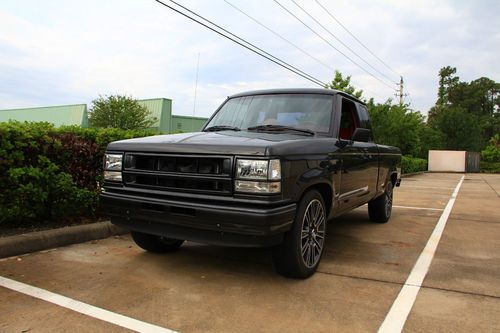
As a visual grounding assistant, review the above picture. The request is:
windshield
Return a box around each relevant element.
[205,94,333,133]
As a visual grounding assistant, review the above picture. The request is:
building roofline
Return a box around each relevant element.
[138,98,173,102]
[0,103,88,112]
[1,98,174,112]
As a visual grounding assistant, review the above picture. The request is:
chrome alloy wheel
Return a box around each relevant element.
[300,199,326,268]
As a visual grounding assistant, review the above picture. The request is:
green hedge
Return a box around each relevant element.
[402,156,427,174]
[0,121,157,225]
[480,135,500,173]
[480,161,500,173]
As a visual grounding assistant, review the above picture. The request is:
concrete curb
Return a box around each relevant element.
[0,221,128,259]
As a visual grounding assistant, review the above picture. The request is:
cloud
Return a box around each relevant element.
[0,0,499,117]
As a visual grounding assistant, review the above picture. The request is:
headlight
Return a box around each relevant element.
[235,180,281,193]
[104,154,123,171]
[235,159,281,193]
[236,159,281,180]
[103,171,122,182]
[104,153,123,181]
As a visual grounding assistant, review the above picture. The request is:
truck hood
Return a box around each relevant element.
[106,131,324,156]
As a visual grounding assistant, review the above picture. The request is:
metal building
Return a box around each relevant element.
[0,104,89,127]
[138,98,207,133]
[0,98,208,133]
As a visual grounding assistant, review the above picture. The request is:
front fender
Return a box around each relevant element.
[281,158,338,213]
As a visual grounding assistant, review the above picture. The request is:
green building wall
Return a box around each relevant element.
[0,104,88,127]
[138,98,208,132]
[138,98,172,133]
[170,115,208,133]
[0,98,208,133]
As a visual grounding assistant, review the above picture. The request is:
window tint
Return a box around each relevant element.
[339,98,359,140]
[356,104,371,130]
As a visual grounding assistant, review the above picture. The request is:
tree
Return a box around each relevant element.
[448,77,500,141]
[436,66,459,107]
[325,70,364,101]
[481,134,500,162]
[428,105,483,151]
[88,95,157,130]
[367,99,426,157]
[448,77,499,116]
[429,67,500,150]
[418,125,444,158]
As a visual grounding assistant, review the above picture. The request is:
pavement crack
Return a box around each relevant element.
[316,270,403,286]
[420,285,500,300]
[479,175,500,198]
[449,216,500,224]
[456,219,500,224]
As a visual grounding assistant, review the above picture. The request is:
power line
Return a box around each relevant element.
[315,0,401,78]
[407,94,415,107]
[223,1,388,101]
[402,83,415,107]
[153,0,326,87]
[223,0,331,71]
[272,0,395,91]
[291,0,398,85]
[357,86,386,100]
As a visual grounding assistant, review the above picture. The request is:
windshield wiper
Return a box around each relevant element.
[247,124,314,136]
[203,125,241,132]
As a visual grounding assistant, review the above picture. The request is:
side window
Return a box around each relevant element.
[339,98,359,140]
[356,104,374,142]
[356,104,371,130]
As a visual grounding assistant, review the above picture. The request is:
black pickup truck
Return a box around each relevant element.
[101,88,401,278]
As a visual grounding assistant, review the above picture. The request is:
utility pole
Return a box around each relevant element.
[395,76,407,106]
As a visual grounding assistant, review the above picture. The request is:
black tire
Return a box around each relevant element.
[272,190,327,279]
[131,231,184,253]
[368,180,393,223]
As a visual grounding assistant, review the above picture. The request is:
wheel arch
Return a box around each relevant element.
[298,182,333,216]
[390,171,398,186]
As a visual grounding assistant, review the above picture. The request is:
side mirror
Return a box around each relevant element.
[351,128,371,142]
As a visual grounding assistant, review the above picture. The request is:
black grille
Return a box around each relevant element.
[122,154,232,194]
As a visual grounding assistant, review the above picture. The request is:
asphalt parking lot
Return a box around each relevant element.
[1,172,499,333]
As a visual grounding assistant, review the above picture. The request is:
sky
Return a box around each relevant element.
[0,0,499,118]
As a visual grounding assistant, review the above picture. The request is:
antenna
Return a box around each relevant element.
[192,52,200,132]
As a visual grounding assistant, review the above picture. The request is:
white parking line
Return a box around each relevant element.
[393,205,443,211]
[0,276,177,333]
[378,175,465,333]
[402,185,455,190]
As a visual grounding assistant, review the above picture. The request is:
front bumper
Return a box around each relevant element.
[100,191,296,247]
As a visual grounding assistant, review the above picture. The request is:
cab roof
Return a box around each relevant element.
[227,88,366,106]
